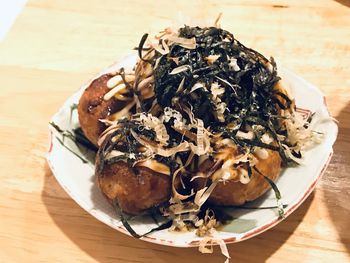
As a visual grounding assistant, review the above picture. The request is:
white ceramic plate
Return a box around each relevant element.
[47,54,338,247]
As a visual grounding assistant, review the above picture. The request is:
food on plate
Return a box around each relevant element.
[95,119,172,215]
[76,21,319,260]
[78,72,135,145]
[193,149,281,205]
[96,160,171,215]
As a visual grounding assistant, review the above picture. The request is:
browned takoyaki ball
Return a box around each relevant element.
[95,157,171,215]
[192,150,282,206]
[78,74,129,146]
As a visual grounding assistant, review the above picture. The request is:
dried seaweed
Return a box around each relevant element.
[150,26,295,164]
[138,33,152,63]
[112,200,141,238]
[95,25,309,235]
[112,199,172,238]
[254,167,285,218]
[49,122,97,163]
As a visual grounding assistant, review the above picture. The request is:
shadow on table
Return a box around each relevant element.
[42,161,313,263]
[321,102,350,254]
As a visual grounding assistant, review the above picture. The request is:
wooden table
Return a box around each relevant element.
[0,0,349,262]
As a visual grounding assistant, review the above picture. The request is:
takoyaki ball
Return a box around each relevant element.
[78,73,130,146]
[192,149,282,206]
[96,159,171,215]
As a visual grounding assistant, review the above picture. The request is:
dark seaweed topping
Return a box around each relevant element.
[73,128,98,152]
[103,25,301,171]
[254,167,285,218]
[98,120,158,173]
[141,220,173,237]
[112,200,172,238]
[49,122,97,163]
[93,25,316,235]
[119,67,133,90]
[148,26,298,162]
[112,200,141,238]
[96,117,183,175]
[70,103,78,122]
[138,33,151,63]
[154,155,180,172]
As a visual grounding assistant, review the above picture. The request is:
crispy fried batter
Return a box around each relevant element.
[96,159,171,215]
[78,74,128,145]
[193,150,282,206]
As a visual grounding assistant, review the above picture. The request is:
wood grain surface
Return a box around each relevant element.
[0,0,349,262]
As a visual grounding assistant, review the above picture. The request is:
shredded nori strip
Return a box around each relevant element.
[140,220,173,237]
[138,33,152,63]
[112,200,141,238]
[73,128,98,152]
[52,133,88,163]
[112,200,172,238]
[254,167,285,218]
[119,67,133,90]
[237,204,288,209]
[50,122,97,152]
[70,103,78,123]
[49,122,99,163]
